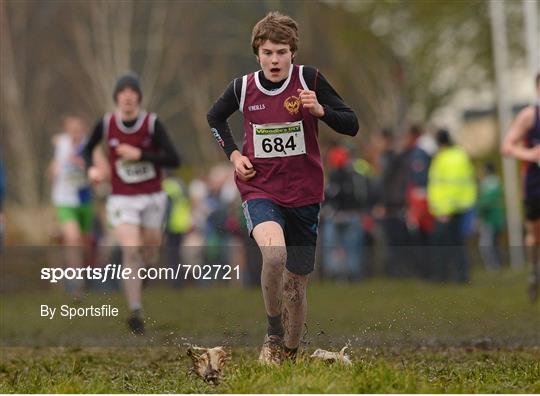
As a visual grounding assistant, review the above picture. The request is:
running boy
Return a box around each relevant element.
[502,72,540,302]
[207,12,359,363]
[83,73,180,333]
[49,116,93,300]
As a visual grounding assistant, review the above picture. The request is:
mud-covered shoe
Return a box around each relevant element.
[127,309,145,335]
[284,346,298,362]
[258,334,284,365]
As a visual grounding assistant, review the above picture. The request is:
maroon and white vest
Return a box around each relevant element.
[237,64,324,207]
[104,111,162,195]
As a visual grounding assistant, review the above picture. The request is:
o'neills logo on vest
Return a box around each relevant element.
[248,104,266,112]
[284,96,300,115]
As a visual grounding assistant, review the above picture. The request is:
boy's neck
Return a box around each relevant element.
[259,70,288,89]
[119,109,140,122]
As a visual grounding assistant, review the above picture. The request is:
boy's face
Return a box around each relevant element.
[257,40,293,83]
[64,117,86,142]
[116,87,140,117]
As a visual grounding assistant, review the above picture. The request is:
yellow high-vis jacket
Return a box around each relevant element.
[162,178,192,234]
[427,146,477,217]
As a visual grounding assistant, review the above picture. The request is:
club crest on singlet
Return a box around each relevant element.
[253,121,306,158]
[284,96,300,115]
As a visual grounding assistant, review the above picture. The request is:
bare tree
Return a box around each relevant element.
[69,0,135,113]
[1,1,41,207]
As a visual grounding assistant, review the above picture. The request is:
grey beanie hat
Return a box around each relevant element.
[113,72,142,102]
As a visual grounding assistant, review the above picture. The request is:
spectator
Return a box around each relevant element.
[373,128,411,277]
[428,129,477,283]
[162,176,192,287]
[477,162,505,271]
[322,144,369,281]
[403,124,434,279]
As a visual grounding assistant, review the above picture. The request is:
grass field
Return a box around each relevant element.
[1,346,539,393]
[1,268,539,393]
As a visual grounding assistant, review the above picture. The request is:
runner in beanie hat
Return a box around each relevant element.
[83,70,180,335]
[113,72,142,103]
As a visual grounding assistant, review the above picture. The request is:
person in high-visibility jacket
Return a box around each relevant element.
[428,129,477,283]
[162,177,192,287]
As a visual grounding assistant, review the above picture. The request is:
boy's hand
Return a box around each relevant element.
[230,151,256,181]
[297,89,325,117]
[88,166,105,184]
[532,145,540,164]
[116,144,142,161]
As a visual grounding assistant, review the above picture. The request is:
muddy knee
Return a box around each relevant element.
[262,247,287,273]
[122,247,143,268]
[141,247,160,267]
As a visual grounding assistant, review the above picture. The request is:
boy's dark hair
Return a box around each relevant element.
[251,12,299,56]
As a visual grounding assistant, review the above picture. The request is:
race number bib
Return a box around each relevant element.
[66,169,88,188]
[253,121,306,158]
[115,159,156,184]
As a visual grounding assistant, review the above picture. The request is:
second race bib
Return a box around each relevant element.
[253,121,306,158]
[116,159,156,184]
[65,168,89,189]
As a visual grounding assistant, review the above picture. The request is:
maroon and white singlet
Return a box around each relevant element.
[238,64,324,207]
[104,111,162,195]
